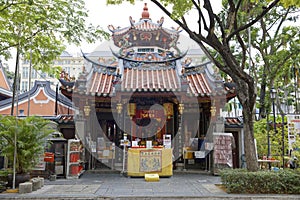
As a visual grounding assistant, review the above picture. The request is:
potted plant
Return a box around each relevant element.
[0,115,55,187]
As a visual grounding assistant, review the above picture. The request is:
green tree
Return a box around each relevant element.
[0,115,55,174]
[254,115,287,164]
[250,4,300,119]
[107,0,300,171]
[0,0,109,74]
[0,0,110,115]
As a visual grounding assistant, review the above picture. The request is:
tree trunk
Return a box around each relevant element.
[242,105,259,171]
[186,13,260,172]
[235,78,259,171]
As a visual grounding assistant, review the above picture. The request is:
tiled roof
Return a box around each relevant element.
[133,19,162,31]
[0,81,73,108]
[44,115,74,124]
[121,68,180,92]
[109,19,163,36]
[88,72,114,96]
[73,68,233,97]
[187,73,212,96]
[58,115,74,123]
[225,117,243,128]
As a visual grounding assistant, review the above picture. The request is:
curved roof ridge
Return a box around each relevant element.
[0,81,73,109]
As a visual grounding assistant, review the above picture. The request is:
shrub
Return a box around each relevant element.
[220,169,300,194]
[0,115,55,174]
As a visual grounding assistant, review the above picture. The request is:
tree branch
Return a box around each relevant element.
[269,8,290,55]
[0,1,29,12]
[150,0,208,43]
[227,0,280,40]
[203,0,215,35]
[232,0,247,70]
[273,7,290,39]
[0,29,44,53]
[191,0,209,33]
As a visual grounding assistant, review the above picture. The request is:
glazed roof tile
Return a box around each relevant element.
[121,68,179,92]
[88,72,114,96]
[187,73,212,96]
[225,117,243,128]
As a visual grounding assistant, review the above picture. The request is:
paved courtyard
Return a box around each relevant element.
[0,171,299,199]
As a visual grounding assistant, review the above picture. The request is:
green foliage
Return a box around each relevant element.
[220,169,300,194]
[107,0,193,20]
[290,134,300,159]
[254,115,288,161]
[251,0,300,7]
[107,0,136,4]
[0,0,109,77]
[280,0,300,7]
[0,169,12,177]
[2,65,14,80]
[249,2,300,118]
[0,115,55,174]
[254,115,300,163]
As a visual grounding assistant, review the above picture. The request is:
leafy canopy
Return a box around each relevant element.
[0,0,109,77]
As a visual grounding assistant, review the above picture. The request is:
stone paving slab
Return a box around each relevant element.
[0,172,299,199]
[30,184,100,195]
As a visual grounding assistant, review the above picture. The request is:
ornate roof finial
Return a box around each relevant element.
[141,3,150,19]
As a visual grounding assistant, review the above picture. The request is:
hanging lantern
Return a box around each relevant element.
[178,103,184,115]
[116,103,123,114]
[83,105,91,117]
[210,100,216,116]
[163,103,173,119]
[127,103,136,118]
[210,106,216,116]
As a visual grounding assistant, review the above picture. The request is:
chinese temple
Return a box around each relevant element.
[60,3,238,172]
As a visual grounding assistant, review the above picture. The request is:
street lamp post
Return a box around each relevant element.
[270,87,277,134]
[281,113,285,168]
[266,112,271,169]
[270,88,277,170]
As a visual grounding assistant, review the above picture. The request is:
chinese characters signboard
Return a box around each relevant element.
[140,149,162,172]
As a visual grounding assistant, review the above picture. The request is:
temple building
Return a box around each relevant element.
[59,4,240,173]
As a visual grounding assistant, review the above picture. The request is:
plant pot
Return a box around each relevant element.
[7,173,30,188]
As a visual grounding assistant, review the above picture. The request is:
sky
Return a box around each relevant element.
[67,1,173,54]
[67,0,192,54]
[4,0,222,70]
